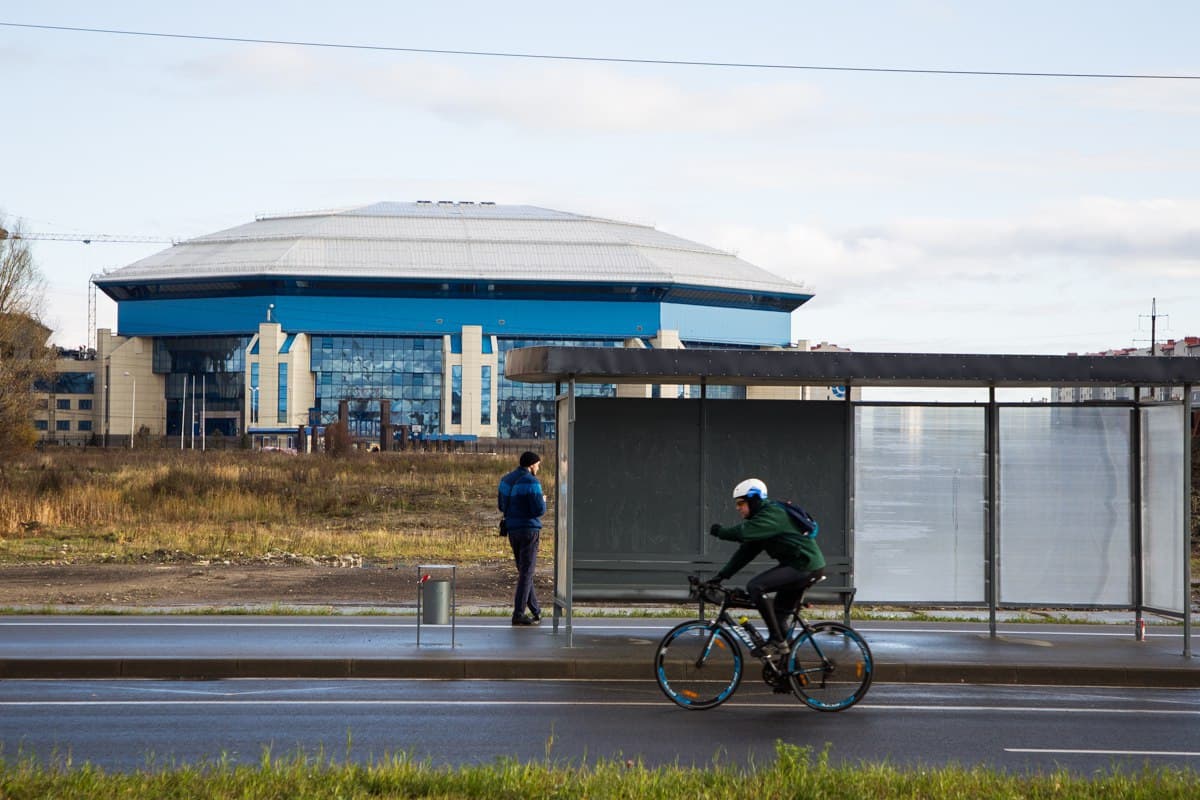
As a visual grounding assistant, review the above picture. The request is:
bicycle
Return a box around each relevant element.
[653,575,873,711]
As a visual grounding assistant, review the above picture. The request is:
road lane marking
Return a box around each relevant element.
[1,700,1197,715]
[1006,748,1200,758]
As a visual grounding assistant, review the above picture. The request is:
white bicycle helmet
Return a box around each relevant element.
[732,478,767,501]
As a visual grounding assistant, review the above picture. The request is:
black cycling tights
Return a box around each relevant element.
[746,565,823,644]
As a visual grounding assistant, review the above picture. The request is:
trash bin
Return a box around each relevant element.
[421,579,451,625]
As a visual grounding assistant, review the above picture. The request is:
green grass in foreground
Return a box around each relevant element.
[1,743,1196,800]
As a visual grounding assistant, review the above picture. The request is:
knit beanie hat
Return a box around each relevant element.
[519,451,541,468]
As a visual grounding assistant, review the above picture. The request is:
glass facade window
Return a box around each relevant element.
[451,365,463,425]
[249,363,260,424]
[79,399,93,410]
[159,336,250,437]
[34,420,48,431]
[278,363,289,423]
[496,338,618,439]
[56,420,71,431]
[35,372,95,394]
[311,336,443,439]
[56,398,71,410]
[78,420,92,431]
[481,365,492,426]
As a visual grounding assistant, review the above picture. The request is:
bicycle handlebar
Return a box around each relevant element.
[687,575,750,607]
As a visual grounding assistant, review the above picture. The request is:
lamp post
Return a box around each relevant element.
[123,371,136,449]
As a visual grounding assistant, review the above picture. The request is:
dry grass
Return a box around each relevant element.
[0,449,554,564]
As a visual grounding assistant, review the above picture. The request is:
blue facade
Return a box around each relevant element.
[116,294,792,347]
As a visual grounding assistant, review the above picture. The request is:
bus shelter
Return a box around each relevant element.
[505,346,1197,655]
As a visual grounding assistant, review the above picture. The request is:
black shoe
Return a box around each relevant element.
[529,612,542,624]
[511,615,537,626]
[762,640,790,663]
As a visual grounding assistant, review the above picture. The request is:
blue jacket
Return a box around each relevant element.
[498,467,546,531]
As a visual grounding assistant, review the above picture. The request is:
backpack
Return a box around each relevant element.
[778,500,818,537]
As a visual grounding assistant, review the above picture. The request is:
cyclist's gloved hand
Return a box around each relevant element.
[709,523,721,537]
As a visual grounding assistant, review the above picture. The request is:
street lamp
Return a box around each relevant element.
[123,371,136,449]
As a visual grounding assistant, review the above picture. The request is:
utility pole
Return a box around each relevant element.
[1139,298,1169,354]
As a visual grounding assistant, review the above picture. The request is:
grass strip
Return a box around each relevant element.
[1,743,1196,799]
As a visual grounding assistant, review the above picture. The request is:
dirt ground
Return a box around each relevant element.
[0,562,552,611]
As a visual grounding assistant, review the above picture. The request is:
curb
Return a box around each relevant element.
[3,658,1197,687]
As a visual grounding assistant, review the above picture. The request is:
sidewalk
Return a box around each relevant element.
[0,613,1196,687]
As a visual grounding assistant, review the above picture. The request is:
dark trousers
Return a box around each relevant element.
[508,528,541,619]
[746,565,823,643]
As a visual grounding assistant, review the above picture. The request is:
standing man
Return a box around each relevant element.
[498,451,546,626]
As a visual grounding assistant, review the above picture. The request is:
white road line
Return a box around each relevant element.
[0,700,672,707]
[1006,748,1200,758]
[1,700,1197,715]
[866,704,1200,716]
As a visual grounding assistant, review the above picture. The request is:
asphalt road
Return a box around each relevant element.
[2,678,1198,775]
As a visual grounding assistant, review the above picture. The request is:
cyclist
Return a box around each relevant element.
[708,478,825,662]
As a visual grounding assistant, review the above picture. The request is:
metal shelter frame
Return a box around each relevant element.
[507,347,1197,654]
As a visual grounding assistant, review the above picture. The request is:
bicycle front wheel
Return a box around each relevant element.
[787,621,873,712]
[654,620,743,710]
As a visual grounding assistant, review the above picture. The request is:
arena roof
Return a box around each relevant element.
[95,202,812,310]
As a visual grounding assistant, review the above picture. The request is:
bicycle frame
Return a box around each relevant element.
[657,576,872,712]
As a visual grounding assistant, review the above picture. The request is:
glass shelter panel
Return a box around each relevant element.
[853,406,986,603]
[999,407,1131,605]
[1141,405,1185,613]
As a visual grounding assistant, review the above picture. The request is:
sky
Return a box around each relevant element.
[3,1,1199,358]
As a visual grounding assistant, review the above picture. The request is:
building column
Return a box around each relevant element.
[442,325,498,437]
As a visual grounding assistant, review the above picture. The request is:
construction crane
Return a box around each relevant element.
[2,226,174,349]
[0,228,174,244]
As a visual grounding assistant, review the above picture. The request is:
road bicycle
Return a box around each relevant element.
[654,575,873,711]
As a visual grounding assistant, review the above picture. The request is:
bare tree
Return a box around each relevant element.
[0,214,54,451]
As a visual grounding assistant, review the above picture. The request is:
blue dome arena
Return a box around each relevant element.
[91,201,813,442]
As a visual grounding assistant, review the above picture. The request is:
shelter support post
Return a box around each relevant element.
[552,377,577,646]
[845,384,855,617]
[1131,400,1145,641]
[986,386,999,638]
[1185,384,1193,658]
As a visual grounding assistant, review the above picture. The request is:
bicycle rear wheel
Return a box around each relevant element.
[654,620,743,710]
[787,621,873,711]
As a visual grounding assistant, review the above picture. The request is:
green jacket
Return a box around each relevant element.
[711,500,826,580]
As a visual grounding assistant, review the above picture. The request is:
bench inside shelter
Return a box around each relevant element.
[573,556,856,626]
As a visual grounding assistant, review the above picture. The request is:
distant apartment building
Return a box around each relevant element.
[1052,337,1200,406]
[33,347,99,445]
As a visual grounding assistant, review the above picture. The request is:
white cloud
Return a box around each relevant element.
[176,46,825,132]
[1072,78,1200,116]
[706,196,1200,353]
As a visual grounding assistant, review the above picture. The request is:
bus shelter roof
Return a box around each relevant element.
[505,346,1200,389]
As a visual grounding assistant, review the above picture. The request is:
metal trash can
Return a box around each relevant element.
[421,579,451,625]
